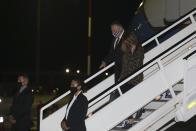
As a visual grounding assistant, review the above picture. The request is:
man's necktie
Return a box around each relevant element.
[114,37,120,49]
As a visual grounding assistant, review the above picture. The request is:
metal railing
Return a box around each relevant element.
[88,34,196,113]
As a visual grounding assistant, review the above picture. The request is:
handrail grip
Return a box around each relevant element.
[84,62,115,83]
[40,91,70,116]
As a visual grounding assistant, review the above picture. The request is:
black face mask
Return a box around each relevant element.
[17,82,23,88]
[70,87,78,95]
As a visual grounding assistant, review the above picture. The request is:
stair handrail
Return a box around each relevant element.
[88,33,196,108]
[39,62,115,120]
[84,62,115,83]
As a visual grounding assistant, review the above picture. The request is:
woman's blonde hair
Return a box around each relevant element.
[122,32,139,53]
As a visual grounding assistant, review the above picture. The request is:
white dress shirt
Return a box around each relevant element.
[66,91,82,119]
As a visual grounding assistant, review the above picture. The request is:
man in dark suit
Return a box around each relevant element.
[61,79,88,131]
[8,74,34,131]
[100,21,126,101]
[100,20,126,82]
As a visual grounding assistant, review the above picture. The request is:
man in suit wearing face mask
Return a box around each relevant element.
[61,79,88,131]
[100,20,126,101]
[8,74,34,131]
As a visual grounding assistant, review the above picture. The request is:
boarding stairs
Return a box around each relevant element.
[39,9,196,131]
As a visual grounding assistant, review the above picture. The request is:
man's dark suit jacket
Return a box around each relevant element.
[104,32,127,81]
[9,87,34,130]
[63,93,88,131]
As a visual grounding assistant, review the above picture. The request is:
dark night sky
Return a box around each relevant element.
[1,0,141,75]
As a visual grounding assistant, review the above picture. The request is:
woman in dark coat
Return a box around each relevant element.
[119,32,144,92]
[119,32,144,126]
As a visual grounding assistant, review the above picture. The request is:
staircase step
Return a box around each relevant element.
[173,83,184,91]
[145,100,167,110]
[110,127,127,131]
[139,109,155,119]
[178,81,184,84]
[174,90,182,95]
[153,99,168,102]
